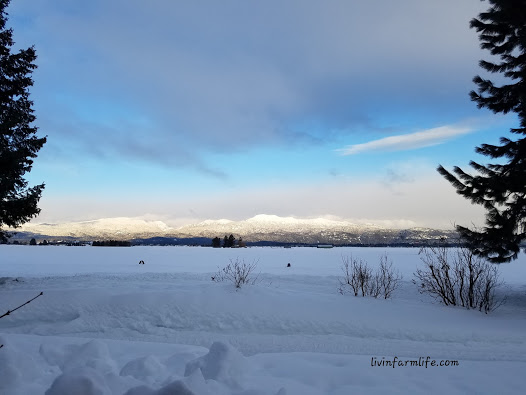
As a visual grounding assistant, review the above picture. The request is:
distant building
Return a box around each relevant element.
[317,244,333,249]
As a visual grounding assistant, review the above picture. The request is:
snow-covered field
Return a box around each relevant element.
[1,245,525,394]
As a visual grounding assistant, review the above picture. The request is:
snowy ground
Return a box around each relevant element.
[0,245,525,394]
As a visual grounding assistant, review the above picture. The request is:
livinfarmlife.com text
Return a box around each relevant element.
[371,356,459,368]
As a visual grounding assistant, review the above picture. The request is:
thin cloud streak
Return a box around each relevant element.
[338,125,474,155]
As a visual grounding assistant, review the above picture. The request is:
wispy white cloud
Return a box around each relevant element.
[337,125,474,155]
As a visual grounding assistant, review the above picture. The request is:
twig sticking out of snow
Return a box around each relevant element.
[0,291,43,349]
[0,291,43,319]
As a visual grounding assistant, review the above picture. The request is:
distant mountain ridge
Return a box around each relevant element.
[10,215,458,245]
[17,217,173,240]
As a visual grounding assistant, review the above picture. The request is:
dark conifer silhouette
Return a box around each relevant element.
[0,0,46,242]
[438,0,526,262]
[211,237,221,248]
[228,234,235,248]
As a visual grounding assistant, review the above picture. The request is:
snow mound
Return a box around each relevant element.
[184,341,250,388]
[0,338,22,390]
[120,355,166,382]
[0,336,40,392]
[124,380,196,395]
[45,367,111,395]
[41,339,117,374]
[36,338,273,395]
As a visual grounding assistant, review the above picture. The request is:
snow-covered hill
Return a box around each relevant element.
[175,214,455,244]
[17,217,175,240]
[14,214,457,244]
[176,214,381,244]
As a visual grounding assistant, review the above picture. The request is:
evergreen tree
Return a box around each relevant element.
[438,0,526,262]
[211,237,221,248]
[228,234,235,248]
[0,0,46,242]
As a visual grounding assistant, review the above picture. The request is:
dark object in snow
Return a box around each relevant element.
[287,263,291,267]
[139,260,145,265]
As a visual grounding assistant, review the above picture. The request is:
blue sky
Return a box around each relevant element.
[7,0,517,228]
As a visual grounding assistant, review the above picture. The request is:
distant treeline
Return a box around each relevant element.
[211,234,246,248]
[92,240,131,247]
[5,236,480,248]
[132,237,212,246]
[19,238,87,246]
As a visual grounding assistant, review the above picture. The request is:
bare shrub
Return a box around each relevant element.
[415,245,457,306]
[338,255,370,296]
[475,261,505,313]
[414,245,505,313]
[369,270,382,299]
[339,255,401,299]
[212,258,259,289]
[337,256,353,295]
[378,254,402,299]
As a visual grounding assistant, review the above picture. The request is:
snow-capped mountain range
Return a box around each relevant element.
[12,214,457,245]
[17,217,173,240]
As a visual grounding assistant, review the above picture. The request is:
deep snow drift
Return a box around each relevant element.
[0,245,525,394]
